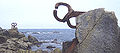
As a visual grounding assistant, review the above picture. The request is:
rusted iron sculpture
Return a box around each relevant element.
[53,2,86,28]
[53,2,86,53]
[11,22,17,29]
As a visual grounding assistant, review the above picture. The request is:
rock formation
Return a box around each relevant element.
[63,8,120,53]
[8,28,25,38]
[0,27,39,53]
[0,26,61,53]
[28,35,39,44]
[51,48,61,53]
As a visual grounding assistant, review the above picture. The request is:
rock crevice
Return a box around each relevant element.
[75,8,120,53]
[63,8,120,53]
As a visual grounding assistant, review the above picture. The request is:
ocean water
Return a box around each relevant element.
[18,29,75,51]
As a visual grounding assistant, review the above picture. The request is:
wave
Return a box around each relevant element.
[21,31,61,35]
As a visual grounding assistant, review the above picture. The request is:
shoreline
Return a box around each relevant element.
[0,27,63,53]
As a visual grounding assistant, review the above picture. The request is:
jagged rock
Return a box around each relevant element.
[0,27,2,30]
[42,51,48,53]
[51,48,62,53]
[62,38,78,53]
[0,37,32,51]
[119,27,120,36]
[51,39,57,43]
[0,27,40,52]
[32,32,40,34]
[17,33,26,38]
[0,48,6,53]
[8,29,25,38]
[0,36,7,44]
[74,8,120,53]
[0,43,17,51]
[8,29,18,36]
[0,48,16,53]
[62,41,72,53]
[19,37,29,42]
[46,45,56,49]
[28,35,39,44]
[36,49,42,53]
[36,49,48,53]
[0,28,10,38]
[15,40,31,50]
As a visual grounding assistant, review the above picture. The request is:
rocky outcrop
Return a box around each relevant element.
[62,38,78,53]
[0,28,10,38]
[28,35,39,44]
[0,36,7,44]
[0,28,10,44]
[62,40,73,53]
[0,27,39,53]
[46,46,56,49]
[62,8,120,53]
[74,8,120,53]
[51,48,62,53]
[8,28,25,38]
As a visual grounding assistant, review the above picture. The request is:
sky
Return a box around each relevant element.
[0,0,120,29]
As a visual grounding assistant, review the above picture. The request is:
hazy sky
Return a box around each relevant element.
[0,0,120,29]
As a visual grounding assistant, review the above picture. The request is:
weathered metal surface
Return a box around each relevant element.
[11,22,17,28]
[53,2,86,28]
[11,22,17,29]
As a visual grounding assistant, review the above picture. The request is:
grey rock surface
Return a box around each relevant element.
[0,27,39,53]
[51,48,61,53]
[62,41,73,53]
[0,36,7,44]
[28,35,39,44]
[0,28,10,38]
[8,28,25,38]
[75,8,120,53]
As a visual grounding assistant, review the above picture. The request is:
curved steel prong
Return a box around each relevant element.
[55,2,73,11]
[66,11,86,28]
[11,22,17,28]
[67,19,76,28]
[53,10,63,22]
[53,2,86,29]
[53,2,73,22]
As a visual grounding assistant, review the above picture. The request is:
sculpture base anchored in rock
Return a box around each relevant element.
[63,8,120,53]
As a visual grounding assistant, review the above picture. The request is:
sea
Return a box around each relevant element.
[18,29,75,51]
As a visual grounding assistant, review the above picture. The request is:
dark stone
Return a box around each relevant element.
[51,39,57,43]
[0,27,2,30]
[17,33,25,38]
[118,27,120,44]
[62,38,78,53]
[42,51,48,53]
[28,35,39,44]
[8,29,25,38]
[0,27,36,52]
[62,41,72,53]
[5,38,32,50]
[0,28,10,38]
[32,32,39,34]
[2,29,10,37]
[0,36,7,44]
[51,48,62,53]
[46,46,56,49]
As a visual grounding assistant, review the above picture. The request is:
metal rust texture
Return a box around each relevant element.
[11,22,17,28]
[53,2,86,28]
[65,38,79,53]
